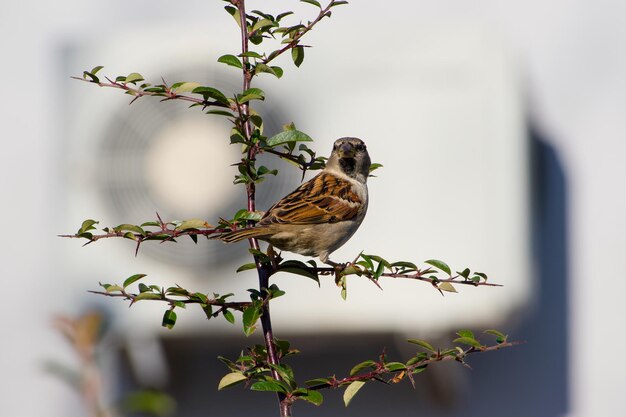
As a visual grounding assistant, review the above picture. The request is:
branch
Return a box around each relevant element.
[262,1,339,66]
[89,290,251,312]
[309,340,521,392]
[71,76,233,109]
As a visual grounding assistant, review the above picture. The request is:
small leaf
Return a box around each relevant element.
[266,129,313,147]
[133,292,162,301]
[385,362,406,372]
[252,18,276,32]
[176,218,212,230]
[474,272,488,281]
[368,163,383,175]
[250,381,288,393]
[218,54,243,69]
[91,65,104,75]
[236,263,257,273]
[242,304,261,336]
[438,282,457,293]
[301,0,322,7]
[123,274,147,289]
[162,310,177,330]
[218,372,247,390]
[457,268,471,279]
[453,337,484,349]
[343,381,366,407]
[223,310,235,324]
[425,259,451,275]
[78,219,98,234]
[350,360,376,376]
[114,224,145,234]
[305,378,331,388]
[296,389,323,406]
[277,260,319,285]
[125,73,144,84]
[292,46,305,67]
[104,285,123,293]
[238,87,265,104]
[407,339,435,352]
[174,82,201,93]
[484,329,508,343]
[192,86,229,105]
[457,329,474,339]
[390,261,417,270]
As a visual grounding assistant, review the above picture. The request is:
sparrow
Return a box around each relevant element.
[218,137,371,265]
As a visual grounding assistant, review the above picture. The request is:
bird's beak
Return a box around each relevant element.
[338,143,355,159]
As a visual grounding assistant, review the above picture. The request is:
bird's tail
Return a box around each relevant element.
[214,227,267,243]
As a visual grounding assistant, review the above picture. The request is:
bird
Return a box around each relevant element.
[217,137,371,265]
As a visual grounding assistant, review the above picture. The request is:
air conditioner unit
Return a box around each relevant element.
[60,15,531,338]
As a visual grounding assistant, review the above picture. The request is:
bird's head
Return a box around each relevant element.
[327,137,371,183]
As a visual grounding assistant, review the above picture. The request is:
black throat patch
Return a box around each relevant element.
[339,157,356,177]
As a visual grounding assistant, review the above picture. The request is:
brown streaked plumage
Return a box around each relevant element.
[218,137,371,264]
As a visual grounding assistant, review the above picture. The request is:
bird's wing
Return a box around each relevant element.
[259,172,362,225]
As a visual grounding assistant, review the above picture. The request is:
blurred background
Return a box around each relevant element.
[1,0,624,416]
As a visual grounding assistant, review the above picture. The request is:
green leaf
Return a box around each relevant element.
[123,274,147,289]
[438,282,457,293]
[252,18,276,32]
[175,218,211,230]
[192,86,229,105]
[277,260,319,285]
[140,221,160,227]
[474,272,488,281]
[114,224,145,234]
[238,87,265,104]
[412,365,428,375]
[218,372,247,390]
[425,259,451,275]
[368,163,383,174]
[343,381,365,407]
[254,63,283,79]
[484,329,508,343]
[457,268,471,279]
[292,46,305,67]
[91,65,104,75]
[236,263,257,273]
[223,310,235,324]
[206,110,235,117]
[266,129,313,147]
[349,360,376,376]
[407,338,435,352]
[133,292,162,301]
[125,73,144,84]
[294,389,323,406]
[173,82,201,93]
[301,0,322,7]
[390,261,417,270]
[138,283,151,293]
[240,51,264,58]
[457,329,474,339]
[453,337,484,349]
[104,285,123,293]
[161,310,177,330]
[218,54,243,69]
[385,362,406,372]
[242,304,261,336]
[250,381,288,393]
[305,378,331,388]
[78,219,98,234]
